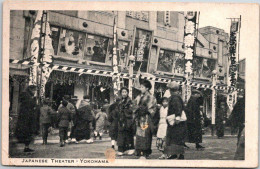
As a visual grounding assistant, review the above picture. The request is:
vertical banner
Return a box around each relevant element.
[112,14,120,98]
[29,10,43,86]
[39,11,54,100]
[227,19,240,110]
[182,11,197,104]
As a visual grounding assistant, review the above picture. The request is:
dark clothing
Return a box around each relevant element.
[57,106,71,128]
[216,108,226,137]
[74,104,93,141]
[230,97,245,137]
[185,96,203,143]
[40,105,54,124]
[165,94,185,156]
[135,114,154,156]
[42,123,50,140]
[118,130,135,152]
[108,102,119,140]
[117,97,135,152]
[59,127,69,141]
[15,90,37,144]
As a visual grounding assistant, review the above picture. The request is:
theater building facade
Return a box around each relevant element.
[9,11,230,119]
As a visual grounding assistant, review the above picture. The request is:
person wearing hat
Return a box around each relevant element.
[40,98,55,145]
[164,81,186,159]
[185,90,205,150]
[15,85,38,152]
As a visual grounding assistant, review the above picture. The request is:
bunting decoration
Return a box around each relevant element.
[112,14,121,97]
[10,59,244,92]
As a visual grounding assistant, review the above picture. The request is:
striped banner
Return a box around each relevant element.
[9,59,244,92]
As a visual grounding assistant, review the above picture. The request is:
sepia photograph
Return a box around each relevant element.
[2,1,259,168]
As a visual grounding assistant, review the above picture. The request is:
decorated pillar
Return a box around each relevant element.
[39,11,54,101]
[29,10,43,87]
[211,70,217,136]
[182,11,197,104]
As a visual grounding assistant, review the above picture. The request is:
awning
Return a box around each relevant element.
[9,59,244,92]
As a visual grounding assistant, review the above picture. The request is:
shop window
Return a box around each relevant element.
[133,28,153,72]
[157,49,185,74]
[83,34,109,63]
[107,40,130,66]
[193,57,216,78]
[58,28,86,58]
[157,49,174,72]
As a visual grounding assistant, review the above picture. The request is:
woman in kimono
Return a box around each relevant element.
[134,80,157,159]
[116,87,135,156]
[164,81,186,159]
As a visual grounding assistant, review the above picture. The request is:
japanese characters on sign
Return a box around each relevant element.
[229,21,239,87]
[184,11,197,74]
[126,11,149,22]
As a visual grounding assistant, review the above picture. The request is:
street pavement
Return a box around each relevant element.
[9,131,238,160]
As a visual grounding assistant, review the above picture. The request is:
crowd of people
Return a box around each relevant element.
[14,79,245,160]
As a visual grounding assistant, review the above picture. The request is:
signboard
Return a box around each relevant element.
[227,91,237,112]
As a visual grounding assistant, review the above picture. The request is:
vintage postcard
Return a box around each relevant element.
[2,1,259,168]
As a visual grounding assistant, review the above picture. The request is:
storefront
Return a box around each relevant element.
[45,70,113,110]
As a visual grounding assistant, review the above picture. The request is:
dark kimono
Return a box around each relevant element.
[15,89,37,145]
[74,103,93,141]
[216,107,227,138]
[108,102,119,141]
[134,92,157,156]
[185,96,203,143]
[165,94,186,156]
[117,97,135,152]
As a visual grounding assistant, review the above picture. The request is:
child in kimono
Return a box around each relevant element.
[156,97,169,159]
[94,108,108,140]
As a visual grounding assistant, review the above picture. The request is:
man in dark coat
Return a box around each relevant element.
[108,101,119,149]
[15,85,37,152]
[216,101,227,138]
[74,98,94,143]
[185,91,205,150]
[57,100,71,147]
[230,95,245,160]
[164,81,185,159]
